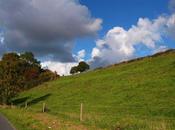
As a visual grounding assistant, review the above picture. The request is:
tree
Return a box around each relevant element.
[39,69,58,83]
[77,61,90,72]
[0,53,24,104]
[20,52,42,89]
[0,52,59,105]
[70,61,90,74]
[20,52,40,67]
[70,66,78,74]
[2,52,20,61]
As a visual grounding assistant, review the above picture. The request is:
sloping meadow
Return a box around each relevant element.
[1,50,175,130]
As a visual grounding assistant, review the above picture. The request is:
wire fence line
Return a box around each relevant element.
[15,102,175,121]
[17,102,175,108]
[1,102,174,130]
[2,104,175,130]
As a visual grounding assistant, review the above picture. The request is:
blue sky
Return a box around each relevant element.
[74,0,174,60]
[0,0,175,75]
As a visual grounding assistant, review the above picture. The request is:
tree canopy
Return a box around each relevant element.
[0,52,59,104]
[70,61,90,74]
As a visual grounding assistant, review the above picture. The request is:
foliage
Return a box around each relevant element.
[77,61,90,72]
[0,53,24,104]
[20,52,40,67]
[70,61,90,74]
[70,66,78,75]
[0,52,59,104]
[39,69,59,83]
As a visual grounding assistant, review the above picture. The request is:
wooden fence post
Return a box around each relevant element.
[25,101,28,109]
[80,103,83,121]
[42,102,45,112]
[116,127,121,130]
[11,102,13,108]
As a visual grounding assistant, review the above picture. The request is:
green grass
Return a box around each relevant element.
[1,50,175,130]
[0,108,45,130]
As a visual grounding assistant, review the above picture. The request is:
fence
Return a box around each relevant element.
[19,102,175,129]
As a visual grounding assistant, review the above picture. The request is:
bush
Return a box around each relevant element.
[39,69,59,83]
[70,61,90,74]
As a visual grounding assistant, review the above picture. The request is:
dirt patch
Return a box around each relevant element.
[32,113,91,130]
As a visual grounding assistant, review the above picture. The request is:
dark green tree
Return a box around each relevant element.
[70,61,90,74]
[70,66,78,74]
[77,61,90,72]
[20,52,40,67]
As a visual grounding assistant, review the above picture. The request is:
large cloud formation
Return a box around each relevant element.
[0,0,102,62]
[90,14,175,68]
[41,49,86,75]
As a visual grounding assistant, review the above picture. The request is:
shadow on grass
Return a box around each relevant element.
[28,93,51,106]
[12,97,30,105]
[12,93,51,107]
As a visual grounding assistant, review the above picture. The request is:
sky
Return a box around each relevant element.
[0,0,175,75]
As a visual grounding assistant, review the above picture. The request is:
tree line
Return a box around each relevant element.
[0,52,59,105]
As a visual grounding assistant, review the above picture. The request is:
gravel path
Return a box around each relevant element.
[0,114,15,130]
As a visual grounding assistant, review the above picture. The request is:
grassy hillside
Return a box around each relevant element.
[1,50,175,130]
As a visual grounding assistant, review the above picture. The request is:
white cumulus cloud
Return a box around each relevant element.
[42,49,86,75]
[153,45,168,54]
[74,49,86,62]
[90,14,175,68]
[41,61,78,76]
